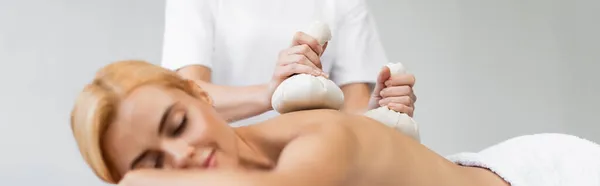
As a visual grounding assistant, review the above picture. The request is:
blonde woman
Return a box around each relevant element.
[71,60,505,186]
[71,60,600,186]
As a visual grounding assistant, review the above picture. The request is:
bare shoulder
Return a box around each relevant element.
[264,109,382,134]
[264,109,345,125]
[257,110,364,186]
[238,109,362,146]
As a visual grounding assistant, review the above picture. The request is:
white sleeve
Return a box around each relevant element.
[330,0,390,86]
[161,0,216,71]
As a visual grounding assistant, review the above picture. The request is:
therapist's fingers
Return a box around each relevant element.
[378,96,414,108]
[278,53,319,70]
[380,86,416,101]
[275,63,323,79]
[384,74,416,87]
[380,97,415,117]
[282,44,321,69]
[387,102,415,117]
[277,54,325,76]
[292,31,324,56]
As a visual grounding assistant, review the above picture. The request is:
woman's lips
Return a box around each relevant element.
[202,149,216,168]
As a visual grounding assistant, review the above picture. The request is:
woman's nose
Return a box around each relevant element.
[160,139,195,169]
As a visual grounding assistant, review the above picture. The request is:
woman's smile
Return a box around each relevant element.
[200,148,217,169]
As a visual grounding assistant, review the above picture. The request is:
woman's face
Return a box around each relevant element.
[101,84,239,178]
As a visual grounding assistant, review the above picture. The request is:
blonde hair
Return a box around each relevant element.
[70,60,208,183]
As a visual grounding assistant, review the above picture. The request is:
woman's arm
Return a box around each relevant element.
[117,169,270,186]
[177,65,271,123]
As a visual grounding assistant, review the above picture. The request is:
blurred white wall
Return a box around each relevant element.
[367,0,600,155]
[0,0,598,185]
[0,1,165,186]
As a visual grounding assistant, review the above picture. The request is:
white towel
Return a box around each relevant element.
[446,133,600,186]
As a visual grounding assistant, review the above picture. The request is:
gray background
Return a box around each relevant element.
[0,0,598,185]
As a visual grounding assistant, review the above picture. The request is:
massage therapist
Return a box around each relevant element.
[160,0,417,126]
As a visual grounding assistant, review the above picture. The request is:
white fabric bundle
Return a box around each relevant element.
[363,63,420,142]
[304,21,331,45]
[271,74,344,113]
[271,21,420,142]
[271,21,343,113]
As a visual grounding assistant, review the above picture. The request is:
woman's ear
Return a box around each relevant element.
[186,80,213,106]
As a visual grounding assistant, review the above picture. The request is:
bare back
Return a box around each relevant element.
[237,109,498,186]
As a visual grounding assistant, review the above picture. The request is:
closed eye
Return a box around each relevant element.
[171,114,187,137]
[154,153,164,169]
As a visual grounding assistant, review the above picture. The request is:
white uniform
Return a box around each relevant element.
[161,0,389,126]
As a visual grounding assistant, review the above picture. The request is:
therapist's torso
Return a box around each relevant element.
[213,0,344,126]
[162,0,386,127]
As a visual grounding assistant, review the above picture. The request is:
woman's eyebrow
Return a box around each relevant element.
[130,102,176,170]
[158,103,176,134]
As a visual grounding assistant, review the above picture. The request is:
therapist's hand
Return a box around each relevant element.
[266,32,329,103]
[368,67,417,117]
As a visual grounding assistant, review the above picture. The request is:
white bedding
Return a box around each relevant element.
[446,133,600,186]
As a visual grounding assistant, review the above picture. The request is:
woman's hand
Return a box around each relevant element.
[117,170,148,186]
[368,67,417,117]
[117,169,271,186]
[117,169,195,186]
[266,32,329,104]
